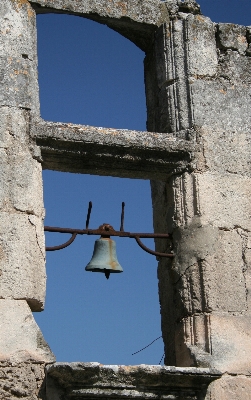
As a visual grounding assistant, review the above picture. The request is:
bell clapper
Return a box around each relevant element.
[104,270,110,280]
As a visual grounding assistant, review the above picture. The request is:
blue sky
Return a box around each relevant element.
[34,0,251,365]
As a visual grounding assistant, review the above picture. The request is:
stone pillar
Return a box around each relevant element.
[0,0,45,310]
[148,8,251,375]
[0,1,54,398]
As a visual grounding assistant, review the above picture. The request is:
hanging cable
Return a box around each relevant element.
[131,336,162,355]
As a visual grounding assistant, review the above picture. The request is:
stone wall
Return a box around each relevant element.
[0,0,45,311]
[0,1,56,399]
[0,0,251,398]
[150,9,251,375]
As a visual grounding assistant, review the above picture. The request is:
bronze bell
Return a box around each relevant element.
[85,237,123,279]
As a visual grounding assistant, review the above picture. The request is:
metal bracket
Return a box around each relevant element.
[44,202,174,258]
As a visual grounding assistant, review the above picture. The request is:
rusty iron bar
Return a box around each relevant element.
[134,236,173,258]
[85,201,92,229]
[44,223,174,258]
[44,225,171,238]
[46,233,77,252]
[120,202,125,232]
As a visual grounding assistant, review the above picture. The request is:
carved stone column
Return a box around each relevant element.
[149,8,251,375]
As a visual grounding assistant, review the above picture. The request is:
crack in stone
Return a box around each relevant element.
[28,215,45,259]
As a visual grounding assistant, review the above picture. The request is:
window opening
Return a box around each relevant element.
[36,13,146,130]
[34,14,164,365]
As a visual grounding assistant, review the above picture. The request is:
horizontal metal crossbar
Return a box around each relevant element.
[44,202,174,258]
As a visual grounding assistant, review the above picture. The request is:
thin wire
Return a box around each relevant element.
[132,336,162,355]
[158,353,164,365]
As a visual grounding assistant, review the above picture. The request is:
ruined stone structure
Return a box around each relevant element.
[1,0,251,398]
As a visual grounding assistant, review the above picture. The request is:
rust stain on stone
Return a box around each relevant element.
[11,0,30,8]
[238,35,247,44]
[116,1,127,15]
[14,69,28,75]
[27,7,34,19]
[11,0,34,19]
[196,15,205,22]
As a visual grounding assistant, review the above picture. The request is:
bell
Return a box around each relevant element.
[85,237,123,279]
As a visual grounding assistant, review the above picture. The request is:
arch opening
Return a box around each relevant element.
[36,13,146,130]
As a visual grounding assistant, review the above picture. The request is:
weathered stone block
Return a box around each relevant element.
[218,50,251,84]
[178,0,201,15]
[0,106,45,311]
[198,126,251,176]
[173,223,219,276]
[217,23,248,54]
[9,147,44,216]
[154,13,217,134]
[206,375,251,400]
[0,56,38,110]
[186,14,217,77]
[175,314,212,368]
[0,107,44,216]
[164,0,179,16]
[0,0,39,113]
[176,314,251,374]
[0,106,28,147]
[208,315,251,374]
[174,228,246,314]
[165,173,200,228]
[197,173,251,231]
[0,0,37,59]
[154,19,192,132]
[159,14,217,83]
[0,213,46,311]
[201,230,246,312]
[0,299,54,363]
[191,80,251,131]
[165,172,251,231]
[0,361,46,400]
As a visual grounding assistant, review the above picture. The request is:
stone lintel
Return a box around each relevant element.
[31,120,197,180]
[30,0,168,51]
[46,362,221,399]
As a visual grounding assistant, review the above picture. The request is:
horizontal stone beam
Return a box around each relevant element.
[31,120,198,180]
[46,362,221,399]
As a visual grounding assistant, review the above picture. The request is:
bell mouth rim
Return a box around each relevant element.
[85,267,123,273]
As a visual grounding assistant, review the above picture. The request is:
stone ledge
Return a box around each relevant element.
[31,119,198,179]
[46,362,221,399]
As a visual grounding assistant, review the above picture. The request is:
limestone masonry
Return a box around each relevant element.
[0,0,251,398]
